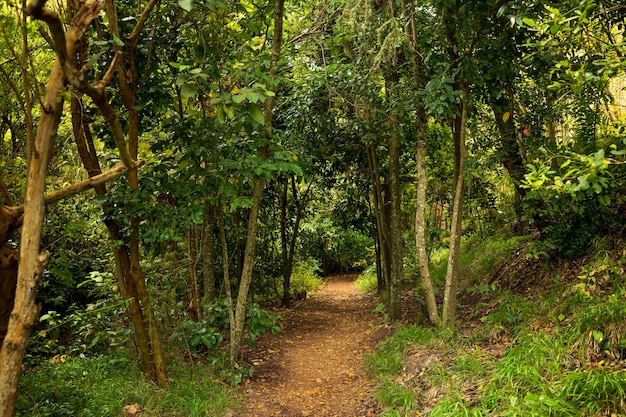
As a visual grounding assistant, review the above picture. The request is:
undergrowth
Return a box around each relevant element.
[356,264,379,293]
[290,260,324,293]
[16,352,241,417]
[367,235,626,416]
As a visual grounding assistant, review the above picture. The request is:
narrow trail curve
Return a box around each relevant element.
[235,274,384,417]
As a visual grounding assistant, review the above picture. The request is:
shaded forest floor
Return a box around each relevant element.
[234,274,385,417]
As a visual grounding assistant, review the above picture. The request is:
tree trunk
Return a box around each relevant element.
[0,2,110,409]
[388,129,404,321]
[415,112,439,325]
[227,0,284,364]
[217,199,236,357]
[366,141,389,292]
[107,0,167,384]
[402,0,440,326]
[442,85,469,326]
[229,179,265,364]
[0,45,63,417]
[71,96,162,383]
[491,95,527,203]
[280,178,291,307]
[280,177,309,307]
[187,226,202,321]
[381,182,393,291]
[202,203,217,311]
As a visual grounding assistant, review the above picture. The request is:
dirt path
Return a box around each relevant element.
[235,274,384,417]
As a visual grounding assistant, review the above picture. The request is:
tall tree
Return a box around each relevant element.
[228,0,285,364]
[402,0,440,326]
[0,1,138,414]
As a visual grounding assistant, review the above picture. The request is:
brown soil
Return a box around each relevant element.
[234,274,385,417]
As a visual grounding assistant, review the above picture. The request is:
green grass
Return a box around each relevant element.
[355,265,379,293]
[429,234,530,289]
[368,235,626,417]
[17,352,241,417]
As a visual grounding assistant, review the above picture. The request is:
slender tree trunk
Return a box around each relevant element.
[280,178,291,307]
[227,0,284,365]
[402,0,440,325]
[71,96,159,382]
[187,226,202,321]
[381,3,404,319]
[280,177,309,307]
[414,112,439,325]
[217,199,236,356]
[491,94,526,204]
[380,0,402,309]
[229,179,265,364]
[381,182,393,291]
[202,203,217,312]
[442,85,469,326]
[107,0,167,384]
[388,129,404,321]
[0,4,104,412]
[366,141,389,292]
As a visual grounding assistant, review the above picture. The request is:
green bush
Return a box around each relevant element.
[170,320,224,353]
[245,303,282,346]
[290,260,324,293]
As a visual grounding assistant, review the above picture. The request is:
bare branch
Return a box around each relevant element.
[7,162,135,221]
[98,51,121,90]
[43,162,134,205]
[127,0,160,48]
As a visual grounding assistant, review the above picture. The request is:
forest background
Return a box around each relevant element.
[0,0,625,415]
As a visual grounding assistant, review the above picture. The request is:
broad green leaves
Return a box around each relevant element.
[523,147,623,197]
[208,84,274,125]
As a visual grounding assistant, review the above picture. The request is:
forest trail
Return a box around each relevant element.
[235,274,384,417]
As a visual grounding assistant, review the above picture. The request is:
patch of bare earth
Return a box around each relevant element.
[235,274,385,417]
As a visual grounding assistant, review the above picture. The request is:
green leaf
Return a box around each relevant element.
[592,330,604,344]
[179,0,193,11]
[496,4,508,18]
[181,83,198,98]
[232,94,246,104]
[224,104,235,119]
[592,149,605,167]
[191,205,204,224]
[111,36,125,47]
[549,23,561,34]
[216,106,225,124]
[248,103,265,125]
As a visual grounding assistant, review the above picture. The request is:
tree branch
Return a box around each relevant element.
[6,163,134,221]
[127,0,160,49]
